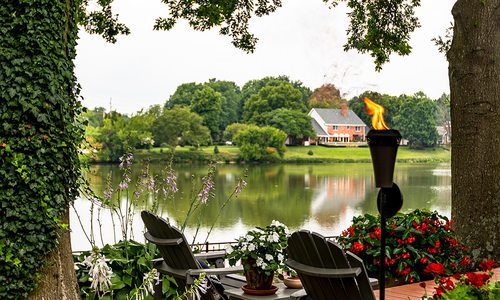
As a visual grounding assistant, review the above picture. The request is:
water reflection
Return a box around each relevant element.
[71,162,451,251]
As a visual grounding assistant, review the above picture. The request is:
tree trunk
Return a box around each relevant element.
[27,210,79,300]
[448,0,500,262]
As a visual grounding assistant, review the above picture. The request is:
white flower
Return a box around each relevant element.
[261,262,268,270]
[271,220,284,227]
[265,254,273,261]
[245,234,254,241]
[267,232,280,243]
[278,253,284,262]
[86,253,113,292]
[241,244,247,252]
[256,257,264,267]
[248,244,256,251]
[226,245,233,254]
[143,268,160,296]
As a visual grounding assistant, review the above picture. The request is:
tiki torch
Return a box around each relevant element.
[364,98,403,300]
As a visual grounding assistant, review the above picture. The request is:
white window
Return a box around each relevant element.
[332,126,338,130]
[355,126,361,132]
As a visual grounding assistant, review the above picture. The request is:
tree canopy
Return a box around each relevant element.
[151,106,210,148]
[243,82,306,124]
[308,84,344,109]
[394,93,439,148]
[264,108,315,144]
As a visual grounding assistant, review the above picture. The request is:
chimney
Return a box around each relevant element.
[341,102,348,117]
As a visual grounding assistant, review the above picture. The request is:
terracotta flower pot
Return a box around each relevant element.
[241,258,274,290]
[283,276,303,289]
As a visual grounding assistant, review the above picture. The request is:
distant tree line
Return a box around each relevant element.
[83,76,450,161]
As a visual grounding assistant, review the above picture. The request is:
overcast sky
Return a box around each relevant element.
[75,0,455,115]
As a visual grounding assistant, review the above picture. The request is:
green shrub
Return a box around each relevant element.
[336,209,470,283]
[214,145,219,154]
[307,150,313,156]
[74,241,178,299]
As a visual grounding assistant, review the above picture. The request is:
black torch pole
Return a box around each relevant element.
[379,203,386,300]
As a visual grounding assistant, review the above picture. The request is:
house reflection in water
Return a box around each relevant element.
[309,175,373,228]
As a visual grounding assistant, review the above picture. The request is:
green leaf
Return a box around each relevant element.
[110,275,126,290]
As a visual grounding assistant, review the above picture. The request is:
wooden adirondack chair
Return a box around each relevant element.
[286,230,377,300]
[141,211,245,300]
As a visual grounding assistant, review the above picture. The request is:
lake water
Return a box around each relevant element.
[70,162,451,251]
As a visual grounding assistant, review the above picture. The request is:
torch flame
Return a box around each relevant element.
[364,97,389,130]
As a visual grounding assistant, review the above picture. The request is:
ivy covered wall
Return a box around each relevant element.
[0,1,83,298]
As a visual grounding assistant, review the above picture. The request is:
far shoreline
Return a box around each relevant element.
[82,145,451,165]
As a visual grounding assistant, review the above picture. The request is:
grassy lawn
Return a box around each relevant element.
[139,145,450,163]
[284,146,450,162]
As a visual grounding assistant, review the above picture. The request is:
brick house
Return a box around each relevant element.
[308,104,368,145]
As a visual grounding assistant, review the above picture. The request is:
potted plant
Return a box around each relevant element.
[226,221,289,292]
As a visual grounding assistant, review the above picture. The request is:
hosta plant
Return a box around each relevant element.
[74,240,178,300]
[336,209,470,283]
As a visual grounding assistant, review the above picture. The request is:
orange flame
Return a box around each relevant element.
[364,97,389,130]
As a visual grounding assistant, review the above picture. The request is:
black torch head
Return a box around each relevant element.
[366,129,402,188]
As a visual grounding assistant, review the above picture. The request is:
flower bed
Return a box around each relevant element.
[421,259,499,299]
[336,209,470,283]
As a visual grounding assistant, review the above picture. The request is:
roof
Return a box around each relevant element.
[311,119,327,136]
[312,108,367,126]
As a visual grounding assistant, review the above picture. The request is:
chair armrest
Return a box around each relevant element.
[369,277,378,286]
[187,266,244,284]
[144,232,183,246]
[290,289,308,300]
[194,250,226,260]
[286,259,361,278]
[187,265,244,277]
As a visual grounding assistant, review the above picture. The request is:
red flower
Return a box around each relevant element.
[420,222,429,233]
[348,226,355,236]
[409,277,415,283]
[400,268,411,275]
[479,259,497,271]
[439,277,455,290]
[434,286,445,297]
[384,257,396,266]
[427,247,438,254]
[460,255,471,267]
[407,236,416,244]
[466,272,491,288]
[351,241,364,253]
[420,257,428,264]
[446,237,458,247]
[424,263,445,275]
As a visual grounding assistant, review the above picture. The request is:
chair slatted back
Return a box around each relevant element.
[141,211,199,277]
[287,230,375,300]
